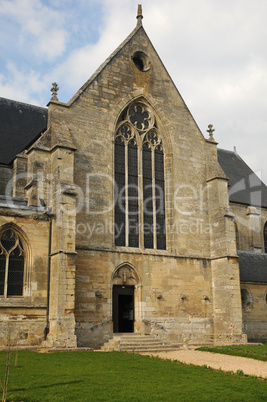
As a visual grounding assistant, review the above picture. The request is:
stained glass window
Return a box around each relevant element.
[143,143,153,249]
[0,255,5,295]
[128,140,139,247]
[155,146,166,250]
[264,222,267,253]
[114,102,166,250]
[115,138,126,246]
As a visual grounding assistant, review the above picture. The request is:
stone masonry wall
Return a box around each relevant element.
[2,22,250,348]
[47,24,245,347]
[240,282,267,340]
[75,249,214,348]
[0,214,49,347]
[231,203,267,252]
[48,25,212,258]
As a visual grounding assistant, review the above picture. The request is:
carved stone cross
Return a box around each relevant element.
[207,124,215,141]
[50,82,59,101]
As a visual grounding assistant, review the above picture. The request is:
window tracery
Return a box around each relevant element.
[128,104,153,131]
[0,228,25,297]
[114,101,166,250]
[241,288,252,308]
[115,103,162,147]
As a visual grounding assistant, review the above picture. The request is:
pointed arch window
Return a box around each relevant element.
[264,222,267,253]
[0,228,25,297]
[114,102,166,249]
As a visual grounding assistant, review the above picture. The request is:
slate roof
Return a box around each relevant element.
[218,148,267,208]
[238,251,267,283]
[0,97,47,165]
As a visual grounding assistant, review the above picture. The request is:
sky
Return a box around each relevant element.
[0,0,266,183]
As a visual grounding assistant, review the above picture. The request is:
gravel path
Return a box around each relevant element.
[141,350,267,378]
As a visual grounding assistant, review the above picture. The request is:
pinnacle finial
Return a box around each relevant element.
[50,82,59,101]
[136,4,143,26]
[207,124,215,141]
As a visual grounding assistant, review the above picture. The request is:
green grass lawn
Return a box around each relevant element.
[0,350,266,401]
[197,342,267,361]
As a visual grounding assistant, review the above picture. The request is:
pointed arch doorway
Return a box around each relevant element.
[112,264,140,333]
[113,285,134,333]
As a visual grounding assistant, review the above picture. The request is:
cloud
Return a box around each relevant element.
[0,61,48,104]
[46,0,137,98]
[0,0,67,60]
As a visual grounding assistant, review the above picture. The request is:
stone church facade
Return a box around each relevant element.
[0,6,266,348]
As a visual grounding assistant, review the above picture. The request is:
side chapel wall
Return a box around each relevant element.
[0,215,49,346]
[230,203,267,252]
[240,283,267,341]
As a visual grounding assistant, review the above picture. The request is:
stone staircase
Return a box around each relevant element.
[101,333,184,352]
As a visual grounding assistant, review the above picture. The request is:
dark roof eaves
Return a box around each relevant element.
[0,98,48,165]
[218,148,267,207]
[229,199,267,209]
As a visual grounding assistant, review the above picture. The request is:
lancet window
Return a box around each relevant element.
[114,102,166,250]
[0,228,25,297]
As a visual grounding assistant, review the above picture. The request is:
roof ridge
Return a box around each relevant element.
[218,147,237,154]
[0,97,47,110]
[217,147,243,161]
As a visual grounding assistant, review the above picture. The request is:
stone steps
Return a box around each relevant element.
[101,333,184,352]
